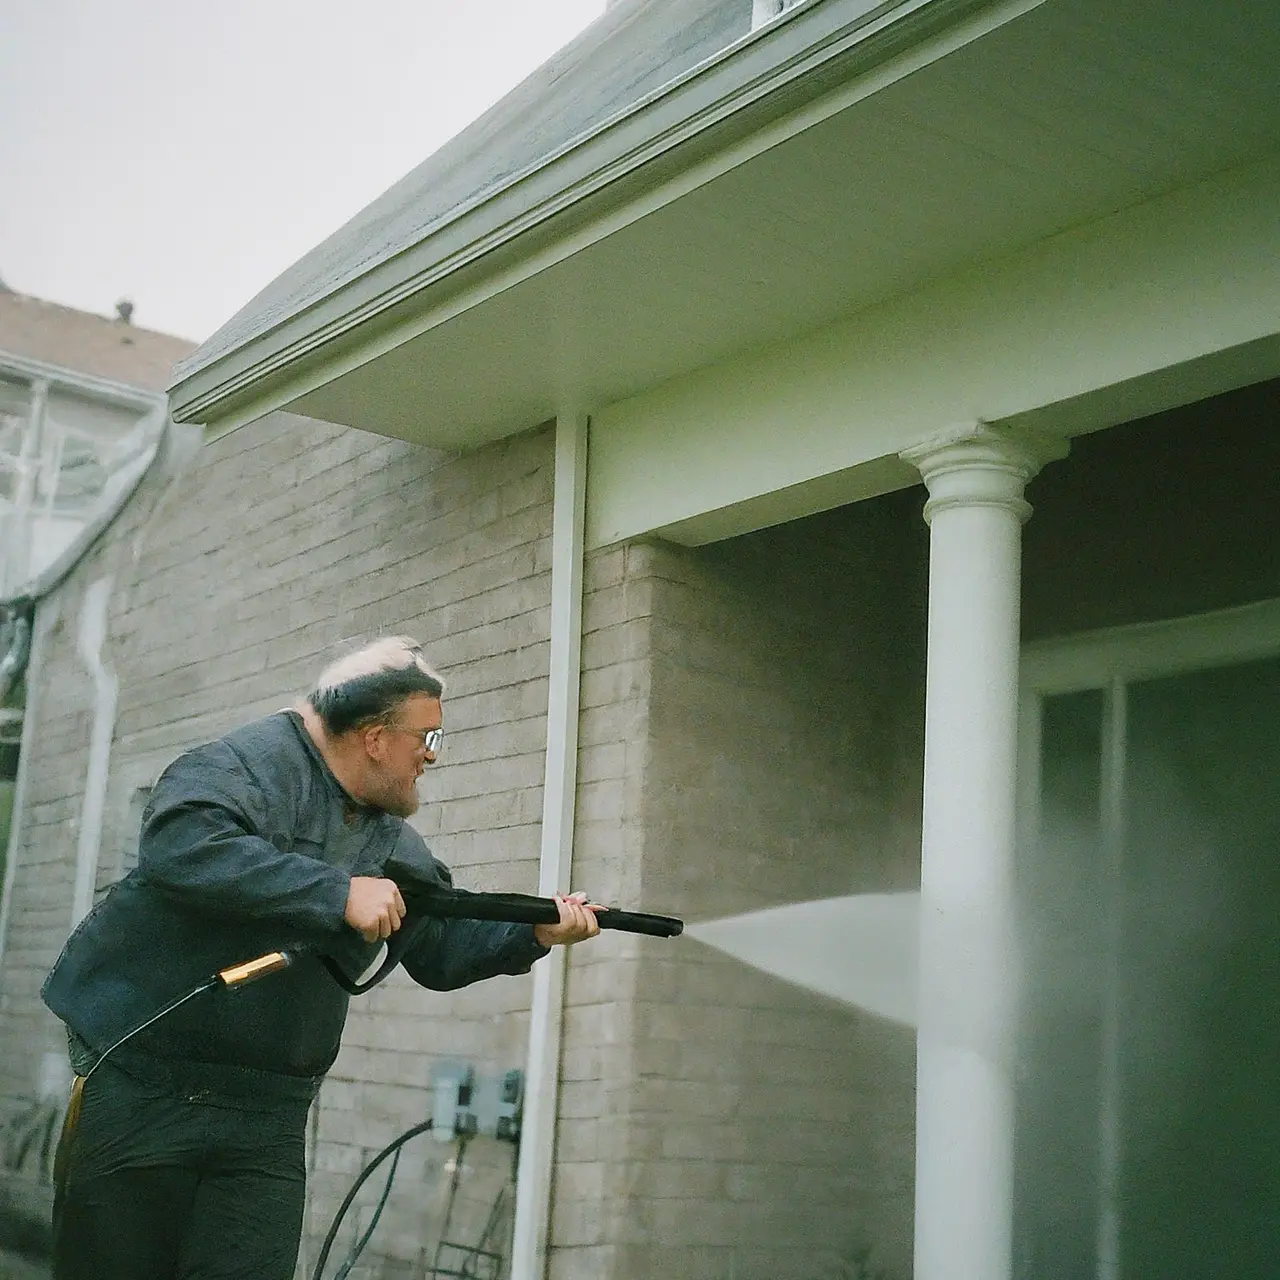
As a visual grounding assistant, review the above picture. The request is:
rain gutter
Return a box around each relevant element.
[0,599,57,969]
[1,350,163,413]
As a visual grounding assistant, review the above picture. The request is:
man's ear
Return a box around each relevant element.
[363,723,389,761]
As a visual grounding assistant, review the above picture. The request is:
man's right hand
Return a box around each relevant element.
[344,876,407,942]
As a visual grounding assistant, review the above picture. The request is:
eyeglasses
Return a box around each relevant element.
[388,725,444,754]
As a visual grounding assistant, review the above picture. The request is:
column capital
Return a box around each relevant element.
[901,423,1068,525]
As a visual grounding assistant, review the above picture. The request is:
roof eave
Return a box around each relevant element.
[1,349,168,411]
[168,0,1025,432]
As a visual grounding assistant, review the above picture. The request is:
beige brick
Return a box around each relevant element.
[547,1244,622,1280]
[580,619,649,670]
[549,1195,607,1246]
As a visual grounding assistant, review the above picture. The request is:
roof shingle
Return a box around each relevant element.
[175,0,750,383]
[0,289,195,392]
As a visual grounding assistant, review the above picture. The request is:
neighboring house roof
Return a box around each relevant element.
[0,289,195,392]
[174,0,752,385]
[0,289,198,607]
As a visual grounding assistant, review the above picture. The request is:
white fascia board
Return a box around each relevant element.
[586,151,1280,548]
[168,0,1042,434]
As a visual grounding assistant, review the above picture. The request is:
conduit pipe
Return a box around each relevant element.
[69,577,118,930]
[0,608,31,702]
[511,411,588,1280]
[0,599,58,968]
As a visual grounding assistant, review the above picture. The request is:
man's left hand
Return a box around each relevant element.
[534,892,602,947]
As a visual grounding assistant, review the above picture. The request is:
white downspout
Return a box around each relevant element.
[511,411,588,1280]
[69,576,118,929]
[0,597,58,968]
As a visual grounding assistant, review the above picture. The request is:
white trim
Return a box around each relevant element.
[511,411,588,1280]
[1021,597,1280,695]
[0,351,165,413]
[0,596,58,967]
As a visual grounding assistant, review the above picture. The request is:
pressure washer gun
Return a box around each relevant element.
[55,887,682,1186]
[318,882,685,994]
[80,885,682,1073]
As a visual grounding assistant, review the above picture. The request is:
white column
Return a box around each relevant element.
[900,423,1064,1280]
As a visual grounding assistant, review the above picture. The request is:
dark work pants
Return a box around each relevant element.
[53,1064,310,1280]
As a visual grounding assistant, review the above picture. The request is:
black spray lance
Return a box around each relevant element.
[323,881,683,993]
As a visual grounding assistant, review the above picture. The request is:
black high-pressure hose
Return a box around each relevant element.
[61,893,683,1273]
[309,1119,436,1280]
[53,951,293,1187]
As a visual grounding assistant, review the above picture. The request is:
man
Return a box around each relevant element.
[42,636,599,1280]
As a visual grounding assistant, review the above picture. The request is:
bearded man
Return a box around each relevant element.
[43,636,599,1280]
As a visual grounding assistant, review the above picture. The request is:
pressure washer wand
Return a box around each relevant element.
[72,886,682,1082]
[398,883,684,938]
[322,884,684,994]
[63,892,681,1100]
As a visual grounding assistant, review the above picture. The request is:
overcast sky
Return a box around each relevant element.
[0,0,607,343]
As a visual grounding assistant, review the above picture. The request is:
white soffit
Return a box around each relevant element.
[171,0,1046,433]
[177,0,1280,466]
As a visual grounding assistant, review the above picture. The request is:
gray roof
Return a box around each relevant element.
[178,0,752,381]
[0,290,195,392]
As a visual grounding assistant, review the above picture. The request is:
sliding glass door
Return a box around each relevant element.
[1015,601,1280,1280]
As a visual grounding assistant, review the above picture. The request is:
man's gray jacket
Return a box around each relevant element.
[42,711,546,1090]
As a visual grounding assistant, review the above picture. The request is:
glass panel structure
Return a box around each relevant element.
[0,375,163,600]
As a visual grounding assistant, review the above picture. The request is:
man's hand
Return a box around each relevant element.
[534,892,602,948]
[345,876,406,943]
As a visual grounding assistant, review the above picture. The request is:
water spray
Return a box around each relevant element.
[685,892,919,1026]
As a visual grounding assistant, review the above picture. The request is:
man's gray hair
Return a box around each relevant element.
[309,636,444,735]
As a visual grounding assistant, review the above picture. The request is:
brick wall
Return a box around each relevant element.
[0,409,562,1277]
[550,492,930,1280]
